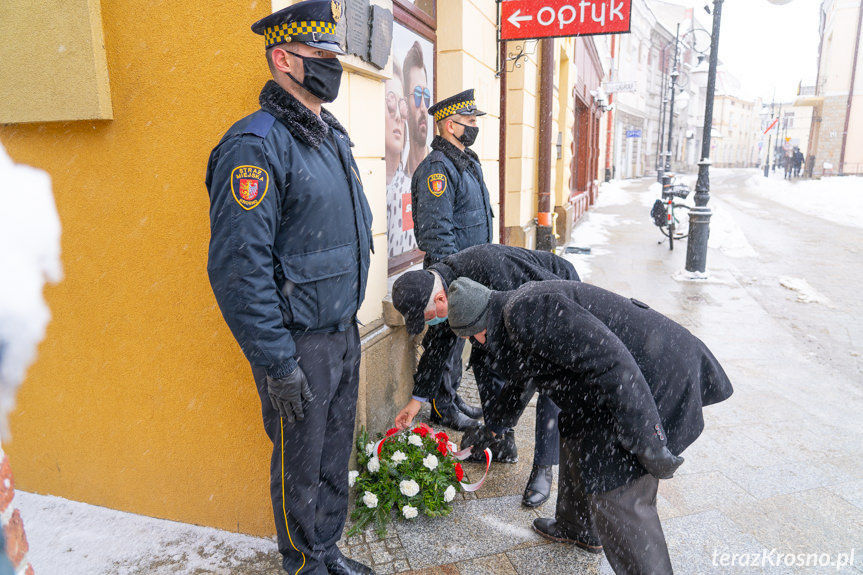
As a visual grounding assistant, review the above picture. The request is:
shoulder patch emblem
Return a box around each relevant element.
[231,165,269,210]
[427,173,447,197]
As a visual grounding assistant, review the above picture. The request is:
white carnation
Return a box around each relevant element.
[364,442,375,457]
[402,505,418,519]
[408,434,423,446]
[422,453,439,471]
[367,457,380,473]
[348,470,359,487]
[444,485,456,502]
[362,491,378,508]
[399,479,420,497]
[391,450,407,465]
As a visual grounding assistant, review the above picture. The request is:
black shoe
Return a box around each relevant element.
[522,464,553,508]
[533,518,603,554]
[461,429,518,463]
[454,393,483,419]
[326,554,376,575]
[429,401,481,431]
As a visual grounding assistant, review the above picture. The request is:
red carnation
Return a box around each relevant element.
[413,423,432,437]
[434,431,449,443]
[385,427,399,437]
[455,463,464,481]
[437,440,448,456]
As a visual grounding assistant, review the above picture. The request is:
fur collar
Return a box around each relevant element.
[431,135,479,172]
[259,80,351,149]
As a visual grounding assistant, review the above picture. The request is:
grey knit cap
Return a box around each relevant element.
[447,278,493,337]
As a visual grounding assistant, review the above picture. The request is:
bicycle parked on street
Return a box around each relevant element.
[650,175,691,251]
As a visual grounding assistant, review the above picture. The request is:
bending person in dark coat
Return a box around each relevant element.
[391,243,580,508]
[448,278,733,575]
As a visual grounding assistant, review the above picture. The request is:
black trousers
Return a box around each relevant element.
[473,358,560,466]
[252,324,361,575]
[429,336,465,415]
[556,436,673,575]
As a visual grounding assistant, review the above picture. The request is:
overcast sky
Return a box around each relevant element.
[664,0,823,104]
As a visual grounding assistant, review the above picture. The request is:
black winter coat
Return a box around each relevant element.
[206,82,373,379]
[411,245,580,400]
[411,136,493,266]
[482,281,733,492]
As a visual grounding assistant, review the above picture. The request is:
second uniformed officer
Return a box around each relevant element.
[410,89,494,430]
[205,1,374,574]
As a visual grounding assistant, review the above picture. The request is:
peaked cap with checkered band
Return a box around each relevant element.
[428,89,486,122]
[252,0,345,54]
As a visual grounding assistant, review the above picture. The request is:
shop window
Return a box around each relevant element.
[386,0,436,273]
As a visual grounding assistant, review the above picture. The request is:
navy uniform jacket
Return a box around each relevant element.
[411,136,493,266]
[482,281,733,492]
[412,244,580,399]
[206,81,373,379]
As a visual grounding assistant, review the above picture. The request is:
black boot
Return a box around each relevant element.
[533,517,603,553]
[429,400,481,431]
[326,554,376,575]
[455,393,482,419]
[522,464,553,508]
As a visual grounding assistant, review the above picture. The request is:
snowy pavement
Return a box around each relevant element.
[15,168,863,574]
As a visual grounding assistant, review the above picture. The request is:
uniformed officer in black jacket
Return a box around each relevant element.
[448,278,733,575]
[391,244,579,508]
[205,2,374,574]
[410,89,494,431]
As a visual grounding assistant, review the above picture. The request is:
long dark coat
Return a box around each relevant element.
[482,280,733,492]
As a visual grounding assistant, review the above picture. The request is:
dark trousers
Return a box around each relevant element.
[430,336,465,415]
[473,358,560,466]
[557,436,673,575]
[252,324,361,575]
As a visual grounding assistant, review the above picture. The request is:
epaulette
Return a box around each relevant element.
[244,112,276,138]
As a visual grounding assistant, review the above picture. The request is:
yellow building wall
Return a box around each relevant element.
[0,0,112,123]
[0,0,388,536]
[504,42,540,232]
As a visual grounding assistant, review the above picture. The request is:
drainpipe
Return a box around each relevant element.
[499,39,507,243]
[605,34,616,182]
[536,38,554,251]
[840,0,863,175]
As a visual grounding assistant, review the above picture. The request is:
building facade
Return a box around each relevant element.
[797,0,863,176]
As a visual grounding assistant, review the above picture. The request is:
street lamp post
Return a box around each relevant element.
[685,0,723,274]
[662,25,681,193]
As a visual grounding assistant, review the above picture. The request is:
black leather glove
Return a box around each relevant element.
[636,445,684,479]
[459,425,497,454]
[266,366,313,423]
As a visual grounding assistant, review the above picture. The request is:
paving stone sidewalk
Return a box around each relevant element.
[336,176,863,574]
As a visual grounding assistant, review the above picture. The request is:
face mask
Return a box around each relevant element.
[453,121,479,147]
[286,52,343,103]
[425,315,448,326]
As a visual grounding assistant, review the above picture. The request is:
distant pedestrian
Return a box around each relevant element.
[793,148,804,178]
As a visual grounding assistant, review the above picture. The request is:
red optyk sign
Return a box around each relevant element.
[500,0,632,41]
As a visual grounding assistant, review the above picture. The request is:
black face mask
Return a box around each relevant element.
[286,52,343,103]
[453,120,479,147]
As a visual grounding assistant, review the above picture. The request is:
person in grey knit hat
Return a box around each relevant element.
[447,278,493,337]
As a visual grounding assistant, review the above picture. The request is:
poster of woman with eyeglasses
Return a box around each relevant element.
[385,23,434,259]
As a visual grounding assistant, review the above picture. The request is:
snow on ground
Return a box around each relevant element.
[778,276,834,306]
[16,492,276,575]
[746,173,863,230]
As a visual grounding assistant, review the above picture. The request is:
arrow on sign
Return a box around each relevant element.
[507,9,533,28]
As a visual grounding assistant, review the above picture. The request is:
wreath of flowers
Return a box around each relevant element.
[348,423,465,537]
